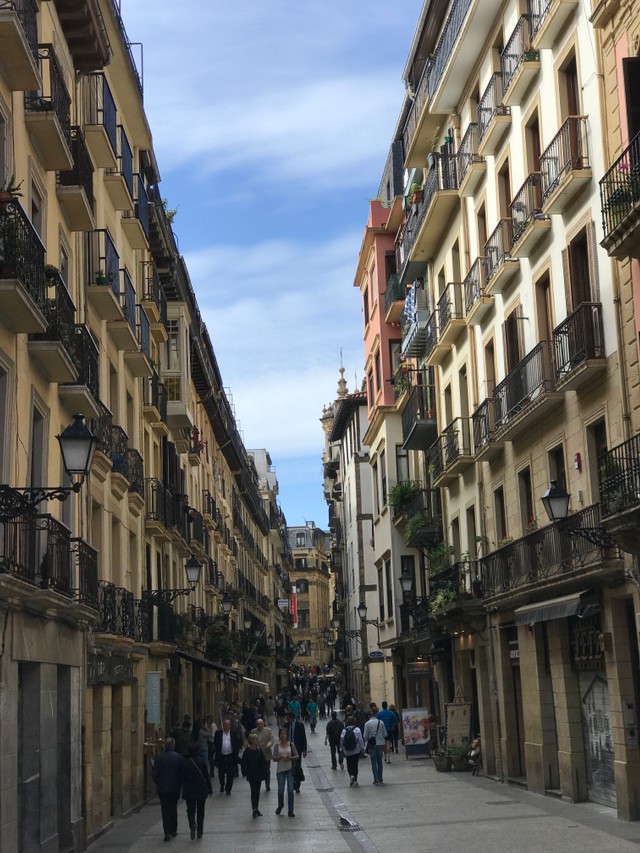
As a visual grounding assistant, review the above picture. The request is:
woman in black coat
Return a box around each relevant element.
[182,746,213,840]
[241,734,268,817]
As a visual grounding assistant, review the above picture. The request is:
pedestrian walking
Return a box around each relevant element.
[307,698,318,732]
[285,709,307,793]
[152,737,183,842]
[264,694,277,727]
[241,734,268,817]
[340,716,365,787]
[376,701,398,764]
[181,745,213,840]
[272,726,299,817]
[388,703,401,754]
[363,709,387,784]
[213,717,242,795]
[251,718,274,792]
[325,711,344,770]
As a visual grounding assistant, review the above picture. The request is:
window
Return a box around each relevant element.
[389,340,401,377]
[296,532,305,547]
[367,371,374,407]
[548,444,566,491]
[374,350,381,395]
[503,307,523,372]
[363,287,370,326]
[166,319,181,371]
[494,486,507,542]
[587,419,607,500]
[297,610,309,629]
[0,359,10,481]
[371,460,379,515]
[379,448,387,506]
[385,559,393,618]
[378,565,385,621]
[30,404,47,488]
[622,58,640,142]
[395,444,409,484]
[296,579,309,594]
[30,181,44,238]
[518,467,535,532]
[497,159,511,219]
[294,557,307,570]
[562,224,598,312]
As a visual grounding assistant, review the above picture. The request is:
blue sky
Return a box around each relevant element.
[119,1,422,526]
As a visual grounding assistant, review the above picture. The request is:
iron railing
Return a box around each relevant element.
[501,15,534,92]
[402,58,432,158]
[441,417,473,467]
[510,172,545,243]
[25,45,71,150]
[472,397,498,454]
[67,324,99,400]
[143,371,167,420]
[480,504,611,595]
[437,281,464,330]
[484,218,515,283]
[143,264,168,326]
[599,130,640,236]
[89,401,113,457]
[112,124,133,199]
[456,123,484,185]
[126,449,144,496]
[83,73,117,155]
[71,537,98,609]
[478,72,510,142]
[493,341,555,431]
[530,0,555,36]
[428,0,472,98]
[1,0,38,59]
[31,269,76,360]
[121,268,136,331]
[86,229,120,296]
[134,172,149,236]
[553,302,604,380]
[384,273,404,316]
[399,155,458,263]
[599,434,640,519]
[401,381,437,438]
[110,424,128,475]
[145,477,172,527]
[98,582,137,638]
[0,513,72,595]
[540,116,590,203]
[190,509,206,549]
[138,304,150,358]
[463,257,489,315]
[424,311,438,361]
[0,198,46,310]
[57,126,95,212]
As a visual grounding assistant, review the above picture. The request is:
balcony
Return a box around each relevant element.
[404,487,442,550]
[141,263,168,342]
[429,417,473,486]
[108,268,137,349]
[501,16,540,107]
[530,0,579,50]
[480,503,618,597]
[600,434,640,553]
[429,561,483,616]
[402,380,437,450]
[0,198,47,332]
[510,173,551,257]
[83,73,117,168]
[554,302,605,391]
[28,269,77,382]
[400,283,432,359]
[143,371,168,431]
[124,304,153,378]
[428,283,464,365]
[0,0,39,90]
[472,397,503,461]
[457,123,485,198]
[86,229,121,320]
[56,126,95,231]
[493,341,562,440]
[0,513,74,604]
[24,45,73,171]
[600,131,640,259]
[408,154,459,262]
[122,173,149,249]
[203,490,218,531]
[145,478,173,540]
[384,273,405,323]
[71,537,99,611]
[59,324,101,418]
[104,124,134,211]
[52,0,110,72]
[463,257,493,325]
[540,117,592,215]
[89,401,113,480]
[97,582,150,642]
[484,218,520,295]
[478,73,511,156]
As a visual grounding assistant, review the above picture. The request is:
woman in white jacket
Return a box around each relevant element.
[340,716,365,787]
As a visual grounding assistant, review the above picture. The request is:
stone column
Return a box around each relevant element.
[474,640,496,775]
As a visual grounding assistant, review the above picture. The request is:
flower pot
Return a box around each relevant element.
[432,754,452,772]
[451,754,471,771]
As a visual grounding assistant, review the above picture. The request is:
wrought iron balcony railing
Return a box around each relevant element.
[553,302,604,381]
[437,281,464,330]
[138,303,150,357]
[441,417,472,466]
[427,0,472,99]
[384,273,404,316]
[57,125,95,211]
[484,218,514,283]
[143,371,168,420]
[30,268,75,358]
[599,433,640,519]
[472,397,498,454]
[89,401,113,458]
[510,172,545,243]
[121,267,136,332]
[493,340,555,431]
[480,503,612,596]
[134,172,149,236]
[25,44,71,149]
[4,0,38,60]
[68,324,99,400]
[540,116,590,203]
[0,198,46,310]
[83,72,117,154]
[86,228,120,294]
[456,122,484,185]
[145,477,172,528]
[110,123,134,198]
[501,15,533,92]
[71,537,98,609]
[0,512,72,596]
[600,130,640,238]
[463,257,489,315]
[98,582,150,641]
[478,72,509,142]
[401,381,437,438]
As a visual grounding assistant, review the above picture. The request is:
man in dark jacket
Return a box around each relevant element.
[285,710,307,793]
[325,711,344,770]
[213,717,242,795]
[182,745,213,839]
[152,737,183,842]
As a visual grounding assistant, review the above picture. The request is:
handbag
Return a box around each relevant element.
[292,762,305,783]
[367,721,381,752]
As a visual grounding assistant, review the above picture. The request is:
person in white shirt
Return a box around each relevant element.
[363,709,387,784]
[340,716,365,787]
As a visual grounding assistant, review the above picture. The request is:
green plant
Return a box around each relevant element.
[404,510,441,545]
[0,175,24,197]
[388,480,420,515]
[428,541,455,574]
[162,198,178,224]
[172,612,199,650]
[430,582,457,614]
[44,264,59,281]
[95,269,115,285]
[205,622,235,666]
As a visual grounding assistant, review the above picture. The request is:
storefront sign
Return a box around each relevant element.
[407,661,431,676]
[87,653,133,686]
[146,672,161,724]
[291,592,298,628]
[278,599,289,611]
[445,702,472,747]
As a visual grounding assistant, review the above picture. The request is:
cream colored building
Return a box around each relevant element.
[0,2,291,849]
[287,522,332,667]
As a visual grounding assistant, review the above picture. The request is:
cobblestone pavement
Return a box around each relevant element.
[89,722,640,853]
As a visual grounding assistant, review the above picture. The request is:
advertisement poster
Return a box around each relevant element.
[291,592,298,628]
[445,703,472,747]
[402,707,431,759]
[145,672,161,725]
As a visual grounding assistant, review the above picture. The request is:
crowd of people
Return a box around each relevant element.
[151,675,401,842]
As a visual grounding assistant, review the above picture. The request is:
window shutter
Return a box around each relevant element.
[587,220,600,302]
[561,247,573,314]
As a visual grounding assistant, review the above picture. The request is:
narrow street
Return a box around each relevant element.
[89,720,640,853]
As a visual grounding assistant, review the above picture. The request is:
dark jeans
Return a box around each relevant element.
[369,745,384,782]
[329,741,343,768]
[345,753,360,780]
[159,791,179,836]
[277,769,295,813]
[249,778,262,811]
[185,798,206,834]
[218,755,236,793]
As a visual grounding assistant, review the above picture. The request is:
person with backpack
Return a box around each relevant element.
[340,715,365,787]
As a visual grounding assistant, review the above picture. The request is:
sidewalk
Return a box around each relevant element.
[89,721,640,852]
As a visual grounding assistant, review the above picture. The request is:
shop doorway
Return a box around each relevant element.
[579,672,616,807]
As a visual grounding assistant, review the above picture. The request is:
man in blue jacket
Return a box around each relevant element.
[152,737,184,842]
[377,701,398,764]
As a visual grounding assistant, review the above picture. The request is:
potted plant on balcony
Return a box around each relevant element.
[0,176,23,207]
[522,43,539,62]
[404,510,441,546]
[388,479,420,516]
[409,182,423,205]
[430,582,458,615]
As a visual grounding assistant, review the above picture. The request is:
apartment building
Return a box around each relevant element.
[0,2,292,849]
[287,521,332,667]
[350,0,640,820]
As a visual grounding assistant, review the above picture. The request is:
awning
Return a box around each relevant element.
[242,676,269,689]
[514,591,588,626]
[174,652,238,680]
